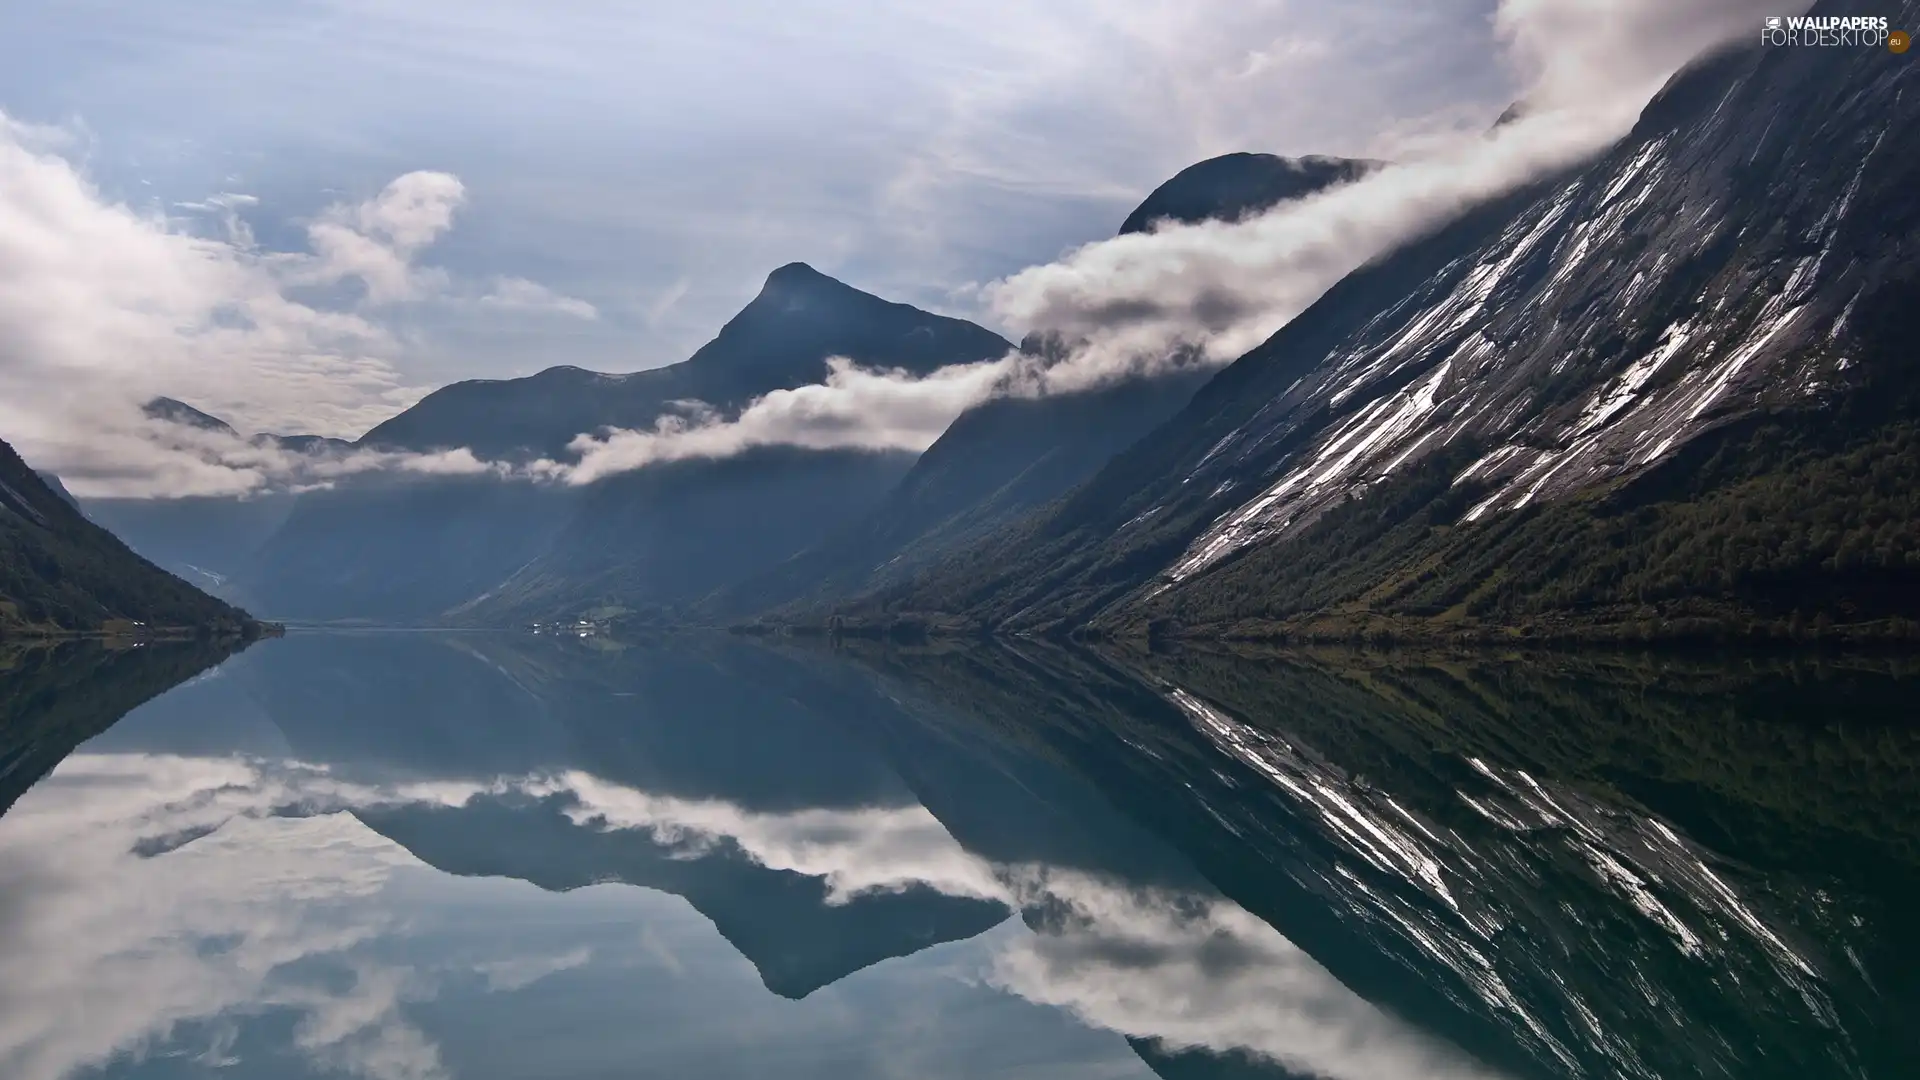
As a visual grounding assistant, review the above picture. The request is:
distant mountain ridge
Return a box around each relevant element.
[141,397,352,453]
[359,261,1011,460]
[104,264,1015,623]
[1118,153,1377,235]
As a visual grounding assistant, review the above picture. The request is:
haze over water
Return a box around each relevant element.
[0,633,1914,1079]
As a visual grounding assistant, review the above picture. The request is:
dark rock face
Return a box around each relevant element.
[1118,153,1376,235]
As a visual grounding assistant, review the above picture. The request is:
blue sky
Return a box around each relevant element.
[0,0,1513,386]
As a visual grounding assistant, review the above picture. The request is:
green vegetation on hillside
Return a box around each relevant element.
[0,438,259,638]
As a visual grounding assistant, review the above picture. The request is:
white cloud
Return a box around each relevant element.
[0,115,585,497]
[988,873,1509,1080]
[0,753,650,1080]
[547,355,1015,485]
[298,171,471,304]
[478,275,599,320]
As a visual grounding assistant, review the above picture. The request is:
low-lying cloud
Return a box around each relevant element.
[547,356,1015,485]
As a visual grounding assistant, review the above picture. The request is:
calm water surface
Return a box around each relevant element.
[0,633,1914,1079]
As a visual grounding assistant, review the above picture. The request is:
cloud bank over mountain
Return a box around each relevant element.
[546,0,1787,486]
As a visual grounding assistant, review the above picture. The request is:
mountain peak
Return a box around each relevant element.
[143,397,237,436]
[753,262,862,307]
[765,261,831,285]
[1119,153,1379,236]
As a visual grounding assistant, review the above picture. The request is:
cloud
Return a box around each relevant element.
[0,115,587,497]
[300,171,465,304]
[477,276,599,320]
[0,752,662,1080]
[546,355,1015,486]
[50,407,507,499]
[474,947,594,992]
[988,873,1509,1080]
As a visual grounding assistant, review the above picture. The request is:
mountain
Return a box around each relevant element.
[142,396,236,435]
[93,150,1370,628]
[402,266,1015,625]
[137,397,353,454]
[101,266,1012,624]
[84,491,297,600]
[238,474,575,623]
[32,472,82,512]
[458,446,923,623]
[707,371,1207,619]
[854,7,1920,643]
[1117,152,1376,235]
[709,155,1372,621]
[360,262,1011,459]
[0,436,258,637]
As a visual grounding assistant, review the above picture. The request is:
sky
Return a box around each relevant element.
[0,0,1785,495]
[0,0,1516,382]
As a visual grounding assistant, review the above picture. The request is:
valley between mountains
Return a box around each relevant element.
[25,0,1920,646]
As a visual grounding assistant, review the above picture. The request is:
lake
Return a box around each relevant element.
[0,633,1914,1079]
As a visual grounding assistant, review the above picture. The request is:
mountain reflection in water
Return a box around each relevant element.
[0,633,1913,1080]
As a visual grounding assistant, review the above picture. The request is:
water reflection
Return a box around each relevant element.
[0,633,1913,1079]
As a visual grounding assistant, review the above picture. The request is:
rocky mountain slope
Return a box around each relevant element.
[0,436,259,637]
[709,154,1372,621]
[859,7,1920,642]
